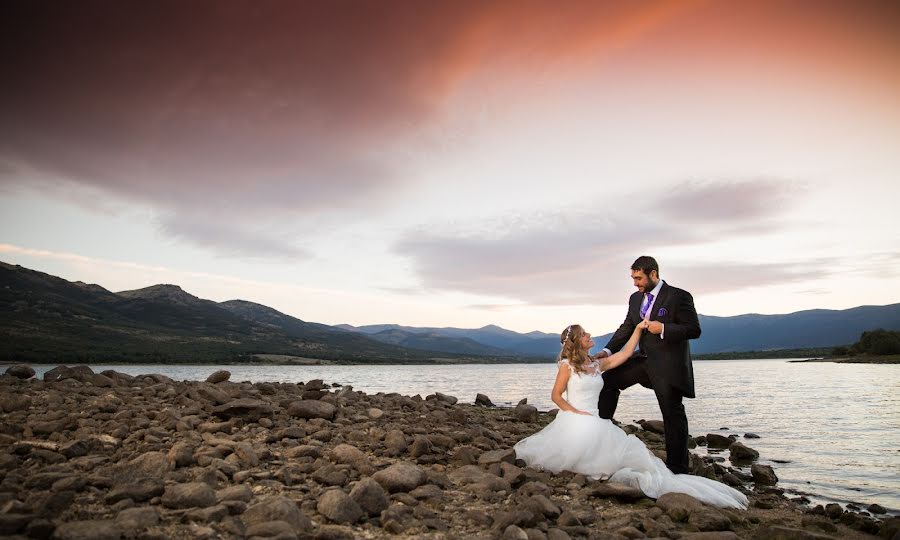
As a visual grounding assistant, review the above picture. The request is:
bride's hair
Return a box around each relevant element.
[559,324,590,374]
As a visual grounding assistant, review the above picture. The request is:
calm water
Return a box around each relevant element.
[31,359,900,514]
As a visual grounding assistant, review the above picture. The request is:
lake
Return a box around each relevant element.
[30,359,900,514]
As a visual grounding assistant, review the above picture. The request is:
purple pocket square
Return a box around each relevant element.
[657,307,667,317]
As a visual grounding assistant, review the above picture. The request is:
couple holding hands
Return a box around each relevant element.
[514,256,748,509]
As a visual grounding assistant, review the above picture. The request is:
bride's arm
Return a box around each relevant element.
[600,321,647,372]
[551,363,591,415]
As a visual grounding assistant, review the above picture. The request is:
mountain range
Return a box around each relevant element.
[2,260,898,363]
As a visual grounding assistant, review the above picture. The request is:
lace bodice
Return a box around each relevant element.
[559,358,604,414]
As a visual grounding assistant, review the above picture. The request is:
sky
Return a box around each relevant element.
[1,0,899,335]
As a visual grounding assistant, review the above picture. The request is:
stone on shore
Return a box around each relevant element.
[161,482,217,509]
[212,398,273,421]
[705,433,735,449]
[287,399,336,420]
[5,364,35,379]
[751,464,778,485]
[475,393,495,406]
[242,496,313,531]
[729,441,759,461]
[205,370,231,383]
[515,403,539,422]
[349,477,390,516]
[372,462,427,493]
[317,488,364,524]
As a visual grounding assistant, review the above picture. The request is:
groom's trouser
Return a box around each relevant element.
[598,356,690,475]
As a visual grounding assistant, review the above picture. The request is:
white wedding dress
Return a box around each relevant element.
[513,358,748,509]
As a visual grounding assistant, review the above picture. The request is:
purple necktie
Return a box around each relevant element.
[640,293,654,319]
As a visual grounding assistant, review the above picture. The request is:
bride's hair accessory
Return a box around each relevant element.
[561,325,572,344]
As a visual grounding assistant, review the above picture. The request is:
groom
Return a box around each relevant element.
[595,256,701,474]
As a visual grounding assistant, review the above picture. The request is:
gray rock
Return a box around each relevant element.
[284,445,322,459]
[245,520,297,538]
[119,451,173,482]
[106,478,165,503]
[866,503,886,514]
[349,477,390,516]
[287,399,336,420]
[372,462,427,493]
[434,392,459,405]
[161,482,217,509]
[503,525,529,540]
[639,419,665,434]
[750,464,778,485]
[330,443,374,474]
[43,365,77,382]
[383,430,407,456]
[0,393,31,412]
[367,407,384,419]
[115,507,159,532]
[479,448,516,465]
[242,496,312,531]
[217,484,253,503]
[680,533,739,539]
[656,492,703,522]
[585,481,646,502]
[475,393,494,407]
[53,519,122,540]
[729,441,759,461]
[515,403,539,423]
[206,370,231,383]
[212,399,273,421]
[705,433,735,449]
[167,442,195,468]
[5,364,35,379]
[688,508,731,531]
[316,489,363,524]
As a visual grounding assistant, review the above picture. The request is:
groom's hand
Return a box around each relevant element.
[646,321,664,335]
[594,351,609,359]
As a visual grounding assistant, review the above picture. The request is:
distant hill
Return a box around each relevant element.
[340,304,900,356]
[3,260,898,363]
[0,262,525,364]
[338,323,563,356]
[692,305,900,353]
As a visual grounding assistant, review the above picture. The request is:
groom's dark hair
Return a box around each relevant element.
[631,256,659,277]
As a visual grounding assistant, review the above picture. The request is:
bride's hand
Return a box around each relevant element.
[573,409,592,416]
[636,320,649,332]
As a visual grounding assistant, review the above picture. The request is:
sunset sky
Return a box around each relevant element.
[2,0,899,335]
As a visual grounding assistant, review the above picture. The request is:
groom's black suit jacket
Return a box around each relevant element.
[604,282,701,398]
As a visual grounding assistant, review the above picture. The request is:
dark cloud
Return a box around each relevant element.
[396,179,819,305]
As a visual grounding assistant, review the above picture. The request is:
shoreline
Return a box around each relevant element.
[1,364,896,539]
[787,355,900,364]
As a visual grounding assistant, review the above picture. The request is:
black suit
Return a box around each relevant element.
[598,281,701,474]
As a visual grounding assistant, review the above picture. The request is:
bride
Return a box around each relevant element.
[513,323,748,509]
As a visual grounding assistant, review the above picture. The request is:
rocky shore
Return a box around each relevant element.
[1,364,896,540]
